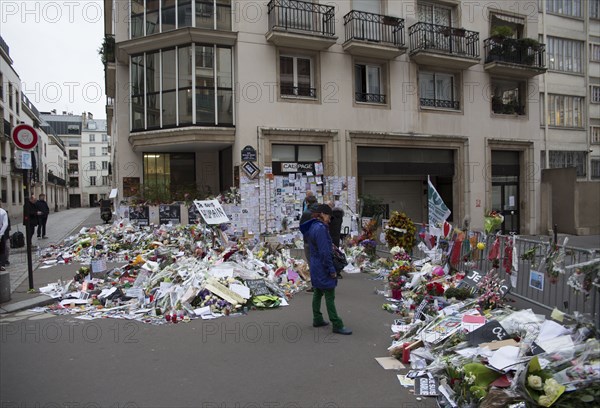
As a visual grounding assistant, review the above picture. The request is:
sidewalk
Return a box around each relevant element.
[2,207,96,295]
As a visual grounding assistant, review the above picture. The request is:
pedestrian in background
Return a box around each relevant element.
[299,204,352,335]
[36,193,50,239]
[0,202,10,271]
[302,190,315,212]
[24,195,39,243]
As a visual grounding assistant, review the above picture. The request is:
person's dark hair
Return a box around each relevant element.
[306,195,318,206]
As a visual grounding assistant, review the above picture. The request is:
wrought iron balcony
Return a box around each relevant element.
[420,98,460,110]
[344,10,405,46]
[48,172,67,186]
[266,0,337,50]
[409,22,479,68]
[280,85,317,98]
[484,37,546,78]
[355,92,386,104]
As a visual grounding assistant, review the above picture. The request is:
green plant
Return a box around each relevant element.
[98,35,115,65]
[360,195,386,218]
[490,25,514,39]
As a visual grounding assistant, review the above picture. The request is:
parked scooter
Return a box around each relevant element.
[100,199,113,224]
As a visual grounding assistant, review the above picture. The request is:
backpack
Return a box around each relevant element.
[10,231,25,249]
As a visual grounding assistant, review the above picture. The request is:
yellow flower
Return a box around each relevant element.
[477,242,486,250]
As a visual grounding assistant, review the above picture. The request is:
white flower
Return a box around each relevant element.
[390,246,402,255]
[527,375,543,390]
[543,378,561,397]
[538,395,553,407]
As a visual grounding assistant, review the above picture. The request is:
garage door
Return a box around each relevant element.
[363,180,424,222]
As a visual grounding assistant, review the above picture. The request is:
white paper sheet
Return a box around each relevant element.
[488,346,521,371]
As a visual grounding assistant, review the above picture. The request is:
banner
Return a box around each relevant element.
[428,176,451,229]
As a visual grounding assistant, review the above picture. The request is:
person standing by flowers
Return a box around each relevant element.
[300,204,352,335]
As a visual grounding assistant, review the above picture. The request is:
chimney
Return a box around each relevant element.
[51,109,56,114]
[88,112,93,120]
[62,111,67,115]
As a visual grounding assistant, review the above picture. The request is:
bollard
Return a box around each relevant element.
[0,272,11,303]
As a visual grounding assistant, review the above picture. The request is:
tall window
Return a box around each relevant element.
[418,2,452,25]
[131,0,144,38]
[419,71,459,109]
[102,147,109,155]
[102,176,110,186]
[132,43,233,131]
[15,90,19,115]
[69,150,78,160]
[545,0,583,18]
[102,161,109,170]
[280,55,316,98]
[8,83,13,109]
[591,86,600,104]
[491,79,526,115]
[102,134,108,142]
[591,0,600,19]
[89,134,95,142]
[89,161,96,170]
[546,37,584,73]
[354,63,385,104]
[353,0,382,14]
[272,144,323,162]
[549,151,587,177]
[542,94,584,127]
[592,126,600,144]
[0,71,3,101]
[89,176,97,186]
[89,147,96,156]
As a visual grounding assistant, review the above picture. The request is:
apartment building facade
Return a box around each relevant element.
[106,0,553,234]
[1,36,68,221]
[81,117,111,206]
[537,0,600,179]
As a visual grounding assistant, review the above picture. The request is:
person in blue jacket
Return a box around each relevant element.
[299,204,352,335]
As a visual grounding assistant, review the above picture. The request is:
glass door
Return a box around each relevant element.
[491,179,519,234]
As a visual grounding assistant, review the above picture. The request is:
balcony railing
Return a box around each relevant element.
[409,22,479,58]
[267,0,335,37]
[48,172,67,186]
[281,85,317,98]
[420,98,460,110]
[355,92,386,104]
[344,10,404,47]
[484,38,546,68]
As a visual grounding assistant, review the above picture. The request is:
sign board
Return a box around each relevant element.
[414,377,439,396]
[242,161,260,179]
[193,200,230,225]
[241,145,257,162]
[188,205,200,224]
[468,320,509,346]
[458,269,488,289]
[129,205,150,226]
[12,124,38,150]
[159,204,181,225]
[412,299,429,322]
[109,188,118,199]
[15,150,32,169]
[245,279,271,297]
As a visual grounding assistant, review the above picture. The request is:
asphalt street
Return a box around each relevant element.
[0,271,435,408]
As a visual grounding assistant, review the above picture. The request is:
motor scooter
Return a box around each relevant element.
[100,199,113,224]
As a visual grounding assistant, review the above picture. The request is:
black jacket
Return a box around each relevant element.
[24,200,39,227]
[36,200,50,218]
[329,207,344,247]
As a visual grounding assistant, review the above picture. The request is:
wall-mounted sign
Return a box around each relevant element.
[242,161,260,179]
[272,162,316,175]
[241,145,257,162]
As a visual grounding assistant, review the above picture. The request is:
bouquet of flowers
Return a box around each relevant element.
[522,356,566,407]
[388,264,412,290]
[484,210,504,234]
[385,211,417,252]
[476,270,506,310]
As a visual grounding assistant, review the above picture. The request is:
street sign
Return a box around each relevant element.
[241,145,257,162]
[12,124,39,150]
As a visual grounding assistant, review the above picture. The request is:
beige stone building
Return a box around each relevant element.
[105,0,560,234]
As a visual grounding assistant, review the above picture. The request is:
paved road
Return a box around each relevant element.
[0,272,434,408]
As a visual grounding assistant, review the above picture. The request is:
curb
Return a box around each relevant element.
[0,295,55,314]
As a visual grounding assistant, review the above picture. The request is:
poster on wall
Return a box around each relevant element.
[123,177,140,197]
[129,205,149,226]
[188,205,200,224]
[159,204,181,225]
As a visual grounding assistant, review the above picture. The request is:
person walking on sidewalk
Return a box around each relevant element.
[35,193,50,239]
[299,204,352,335]
[0,202,9,271]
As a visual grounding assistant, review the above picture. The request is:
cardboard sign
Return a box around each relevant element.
[413,299,429,322]
[420,315,463,345]
[468,321,509,346]
[245,279,271,297]
[414,377,439,396]
[91,259,107,274]
[193,200,230,225]
[129,205,149,226]
[526,342,546,356]
[159,204,181,225]
[459,269,488,289]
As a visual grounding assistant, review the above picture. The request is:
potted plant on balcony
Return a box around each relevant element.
[487,25,514,62]
[517,37,541,65]
[98,35,115,65]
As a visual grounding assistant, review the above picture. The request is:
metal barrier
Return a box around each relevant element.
[407,234,600,327]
